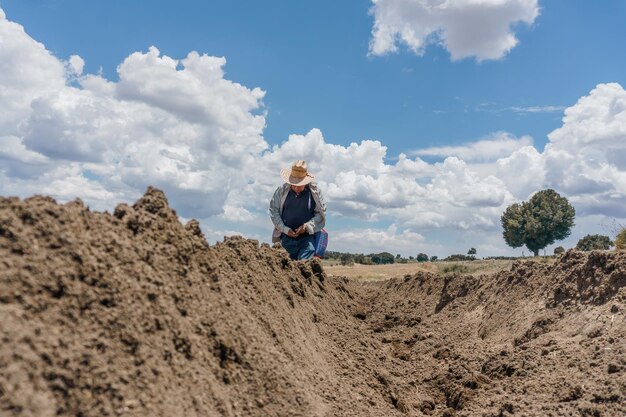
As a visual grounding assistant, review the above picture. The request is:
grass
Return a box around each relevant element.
[615,228,626,250]
[321,255,564,281]
[323,259,517,281]
[439,263,471,274]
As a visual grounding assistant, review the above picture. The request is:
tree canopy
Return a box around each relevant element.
[501,189,575,256]
[371,252,395,264]
[576,234,612,251]
[416,253,429,262]
[340,253,354,266]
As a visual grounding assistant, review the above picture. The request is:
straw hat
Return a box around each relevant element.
[280,160,316,186]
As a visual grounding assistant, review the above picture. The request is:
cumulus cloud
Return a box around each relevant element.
[240,129,516,234]
[66,55,85,77]
[485,84,626,219]
[478,84,626,210]
[0,164,118,207]
[0,10,267,219]
[0,10,66,136]
[542,83,626,214]
[495,145,544,199]
[241,128,509,226]
[369,0,539,61]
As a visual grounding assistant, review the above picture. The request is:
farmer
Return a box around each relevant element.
[269,160,326,260]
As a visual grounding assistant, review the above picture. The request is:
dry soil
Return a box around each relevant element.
[1,188,624,416]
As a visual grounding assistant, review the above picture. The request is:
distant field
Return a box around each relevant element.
[323,258,555,281]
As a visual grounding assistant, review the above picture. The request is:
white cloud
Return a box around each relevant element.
[488,84,626,208]
[474,102,565,115]
[542,83,626,214]
[0,10,267,219]
[330,225,433,255]
[413,132,533,162]
[244,128,513,231]
[428,157,509,208]
[509,105,565,114]
[0,136,49,165]
[0,164,118,208]
[495,145,544,199]
[66,55,85,77]
[239,129,515,236]
[0,9,66,135]
[548,83,626,149]
[369,0,539,61]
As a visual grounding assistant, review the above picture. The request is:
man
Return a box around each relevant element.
[269,160,326,260]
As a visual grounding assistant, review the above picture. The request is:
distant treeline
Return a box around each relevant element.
[326,251,484,265]
[325,251,398,265]
[442,254,477,262]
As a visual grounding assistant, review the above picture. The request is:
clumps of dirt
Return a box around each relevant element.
[1,187,625,416]
[549,249,626,305]
[355,254,626,416]
[0,188,394,416]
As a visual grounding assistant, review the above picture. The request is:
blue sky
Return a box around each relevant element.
[1,0,626,257]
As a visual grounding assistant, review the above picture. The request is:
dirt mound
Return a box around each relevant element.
[1,188,625,416]
[356,255,626,416]
[0,188,390,416]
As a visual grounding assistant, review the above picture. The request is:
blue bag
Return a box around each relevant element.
[313,229,328,258]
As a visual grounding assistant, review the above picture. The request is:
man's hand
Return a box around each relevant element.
[286,225,306,238]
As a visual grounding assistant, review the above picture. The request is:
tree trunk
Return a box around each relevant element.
[533,249,539,257]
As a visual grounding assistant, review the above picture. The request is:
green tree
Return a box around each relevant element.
[430,255,438,262]
[576,234,613,251]
[416,253,429,262]
[371,252,395,264]
[501,189,575,256]
[467,247,477,255]
[553,246,565,255]
[354,254,372,265]
[444,254,475,261]
[340,253,354,266]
